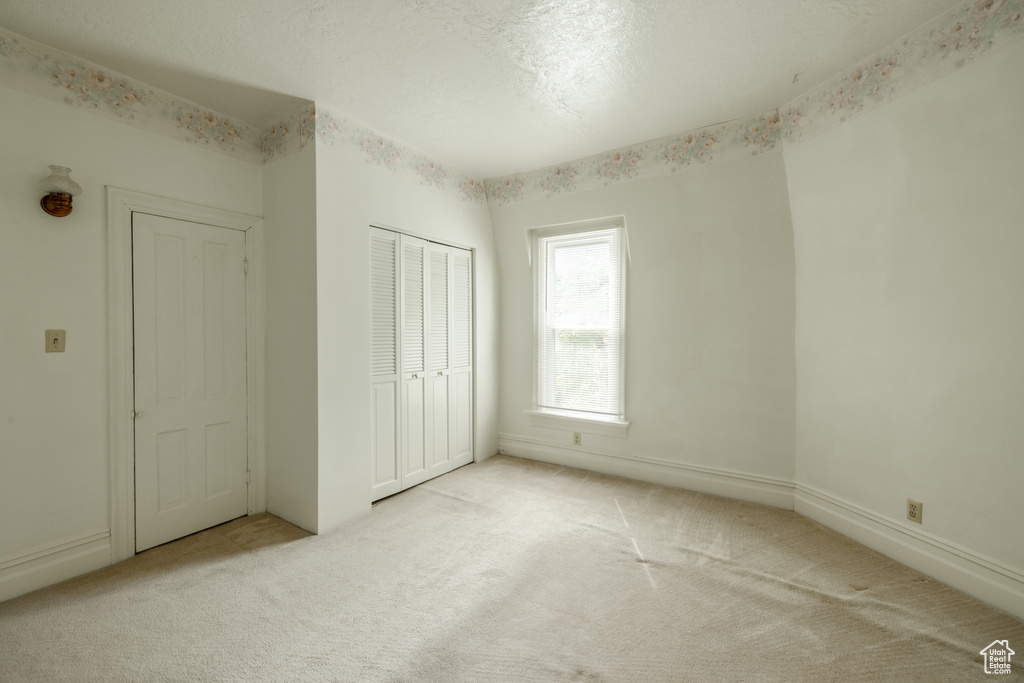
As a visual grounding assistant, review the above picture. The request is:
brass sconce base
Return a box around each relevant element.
[41,192,73,217]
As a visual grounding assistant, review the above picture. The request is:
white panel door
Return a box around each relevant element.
[133,213,248,551]
[370,228,401,500]
[450,247,474,467]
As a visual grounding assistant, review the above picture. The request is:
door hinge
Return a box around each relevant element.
[246,468,251,485]
[130,409,143,420]
[243,257,249,275]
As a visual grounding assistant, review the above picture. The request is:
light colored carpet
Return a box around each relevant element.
[0,455,1021,681]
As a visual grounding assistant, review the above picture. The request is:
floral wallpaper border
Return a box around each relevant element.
[2,0,1021,209]
[0,26,488,205]
[485,111,785,206]
[259,103,317,163]
[782,0,1023,147]
[0,26,262,164]
[310,107,488,204]
[486,0,1024,207]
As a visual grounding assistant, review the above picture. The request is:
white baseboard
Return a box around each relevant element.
[497,434,796,509]
[795,484,1024,620]
[0,529,111,603]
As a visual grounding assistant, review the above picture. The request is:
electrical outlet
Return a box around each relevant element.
[907,499,923,524]
[572,432,582,446]
[45,329,66,353]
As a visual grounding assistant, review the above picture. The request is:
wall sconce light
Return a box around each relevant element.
[39,165,82,217]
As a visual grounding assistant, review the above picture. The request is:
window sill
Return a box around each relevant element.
[524,410,630,438]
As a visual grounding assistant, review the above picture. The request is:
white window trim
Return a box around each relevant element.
[526,216,629,438]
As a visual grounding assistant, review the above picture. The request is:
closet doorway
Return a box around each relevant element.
[107,188,265,562]
[370,227,473,501]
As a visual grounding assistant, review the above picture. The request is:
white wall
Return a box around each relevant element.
[263,145,320,533]
[313,141,499,532]
[490,151,796,501]
[785,40,1024,573]
[0,86,261,585]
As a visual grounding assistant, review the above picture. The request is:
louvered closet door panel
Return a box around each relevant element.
[370,228,401,500]
[399,235,432,490]
[371,382,399,497]
[450,247,473,467]
[428,247,449,372]
[402,238,426,375]
[425,244,452,478]
[371,231,398,378]
[402,376,428,487]
[451,248,472,371]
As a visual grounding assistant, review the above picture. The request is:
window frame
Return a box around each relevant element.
[526,217,630,438]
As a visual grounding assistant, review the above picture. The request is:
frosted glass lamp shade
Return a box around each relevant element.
[39,165,82,217]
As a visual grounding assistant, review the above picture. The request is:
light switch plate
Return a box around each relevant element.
[45,329,66,353]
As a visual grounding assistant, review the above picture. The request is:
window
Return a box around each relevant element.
[531,220,627,432]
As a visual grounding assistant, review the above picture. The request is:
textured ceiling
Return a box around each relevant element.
[0,0,964,177]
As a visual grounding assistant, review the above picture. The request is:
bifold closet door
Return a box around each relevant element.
[370,228,473,502]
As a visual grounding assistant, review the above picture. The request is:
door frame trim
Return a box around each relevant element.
[106,187,266,562]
